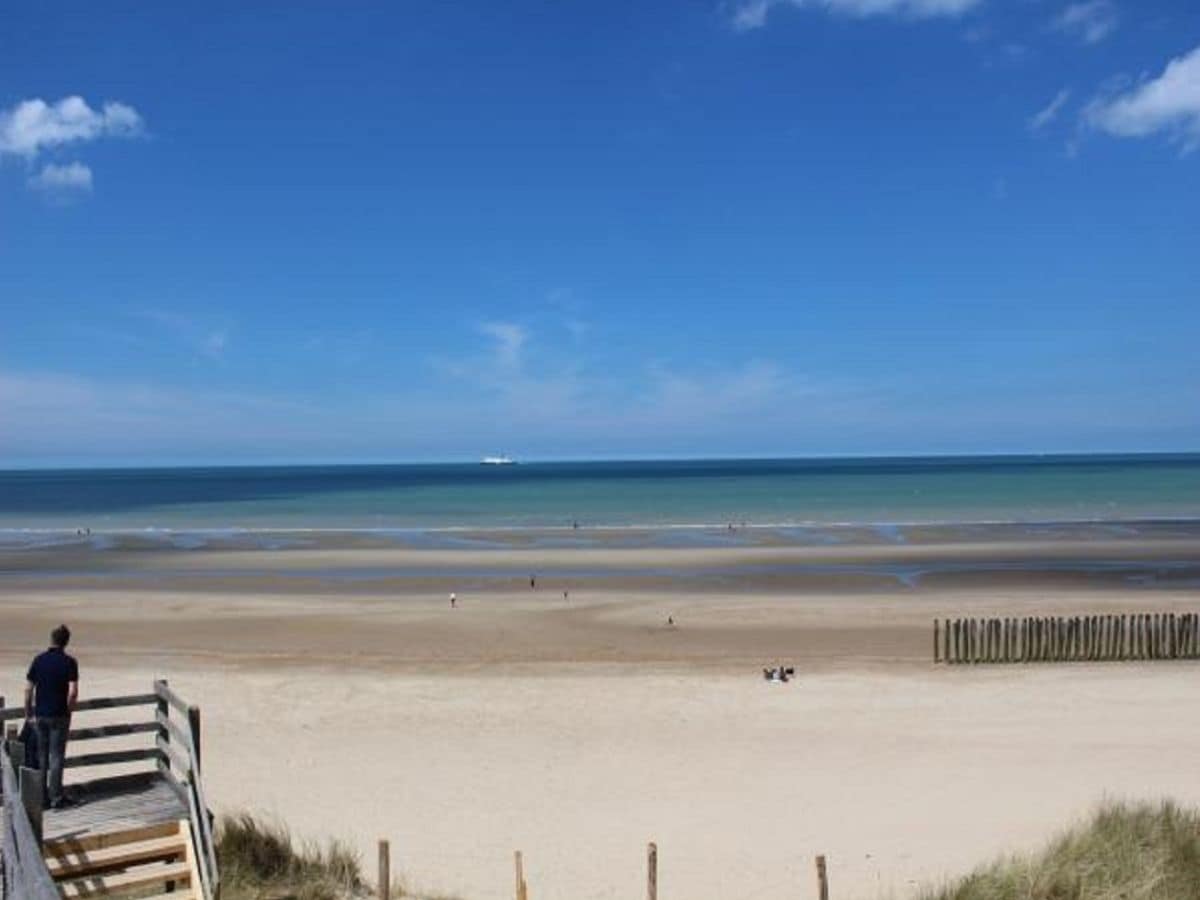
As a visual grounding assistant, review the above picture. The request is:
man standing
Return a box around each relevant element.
[24,624,79,809]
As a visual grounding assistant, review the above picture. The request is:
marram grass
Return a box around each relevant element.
[216,812,363,900]
[215,812,462,900]
[919,800,1200,900]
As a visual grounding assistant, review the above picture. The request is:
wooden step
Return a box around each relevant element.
[44,821,181,856]
[57,861,192,898]
[46,835,188,879]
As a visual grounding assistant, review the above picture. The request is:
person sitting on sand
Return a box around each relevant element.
[25,624,79,809]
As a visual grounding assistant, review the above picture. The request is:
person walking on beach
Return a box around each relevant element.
[24,624,79,809]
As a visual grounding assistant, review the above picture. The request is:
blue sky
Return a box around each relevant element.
[2,0,1198,466]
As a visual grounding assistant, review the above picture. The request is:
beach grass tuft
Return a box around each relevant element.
[919,800,1200,900]
[216,812,364,899]
[216,812,462,900]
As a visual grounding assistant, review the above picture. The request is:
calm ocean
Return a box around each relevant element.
[1,455,1199,532]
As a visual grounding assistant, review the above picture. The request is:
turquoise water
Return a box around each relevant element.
[1,455,1199,531]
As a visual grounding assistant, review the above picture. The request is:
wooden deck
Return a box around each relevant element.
[2,681,218,900]
[44,773,187,844]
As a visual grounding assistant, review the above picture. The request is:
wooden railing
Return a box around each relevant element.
[154,679,220,900]
[0,682,219,899]
[2,740,61,900]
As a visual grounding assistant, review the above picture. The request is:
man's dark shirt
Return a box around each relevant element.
[27,648,79,718]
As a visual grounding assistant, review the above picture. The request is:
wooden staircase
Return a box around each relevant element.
[44,819,201,899]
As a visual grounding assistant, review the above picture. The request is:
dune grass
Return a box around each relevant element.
[216,812,364,900]
[919,800,1200,900]
[215,812,462,900]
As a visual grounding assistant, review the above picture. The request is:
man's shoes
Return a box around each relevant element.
[49,796,78,810]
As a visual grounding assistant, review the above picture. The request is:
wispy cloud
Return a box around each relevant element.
[133,309,232,359]
[1085,44,1200,152]
[1052,0,1118,45]
[27,161,93,194]
[0,96,142,158]
[1030,88,1072,131]
[0,371,315,463]
[477,321,528,368]
[731,0,981,32]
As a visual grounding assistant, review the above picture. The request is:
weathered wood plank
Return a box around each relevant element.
[156,736,192,779]
[64,748,163,770]
[154,682,191,717]
[69,722,159,742]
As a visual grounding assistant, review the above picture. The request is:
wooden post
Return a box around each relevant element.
[188,705,203,774]
[647,842,658,900]
[816,854,830,900]
[21,764,44,845]
[155,678,170,779]
[943,619,951,664]
[515,850,527,900]
[378,839,390,900]
[934,620,940,663]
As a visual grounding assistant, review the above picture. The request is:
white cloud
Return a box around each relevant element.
[1030,88,1072,131]
[731,0,980,31]
[477,321,528,368]
[0,96,142,159]
[1085,44,1200,151]
[1052,1,1118,45]
[27,161,93,193]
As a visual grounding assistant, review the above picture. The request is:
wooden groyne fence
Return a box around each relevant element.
[934,612,1200,665]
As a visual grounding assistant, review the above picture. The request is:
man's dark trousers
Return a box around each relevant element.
[35,716,69,806]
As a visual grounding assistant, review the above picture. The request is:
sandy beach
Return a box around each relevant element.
[3,532,1200,899]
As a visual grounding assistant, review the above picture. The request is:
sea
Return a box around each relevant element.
[1,454,1199,535]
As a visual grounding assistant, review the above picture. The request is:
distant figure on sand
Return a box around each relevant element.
[563,589,569,602]
[667,615,674,627]
[450,592,457,609]
[530,575,536,589]
[25,624,79,809]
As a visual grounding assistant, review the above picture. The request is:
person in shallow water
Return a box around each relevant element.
[25,624,79,809]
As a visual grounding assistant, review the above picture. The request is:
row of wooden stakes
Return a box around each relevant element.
[934,612,1200,664]
[374,841,833,899]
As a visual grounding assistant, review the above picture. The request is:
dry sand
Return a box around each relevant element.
[2,539,1199,899]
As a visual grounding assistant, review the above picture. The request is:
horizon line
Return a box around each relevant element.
[2,449,1199,474]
